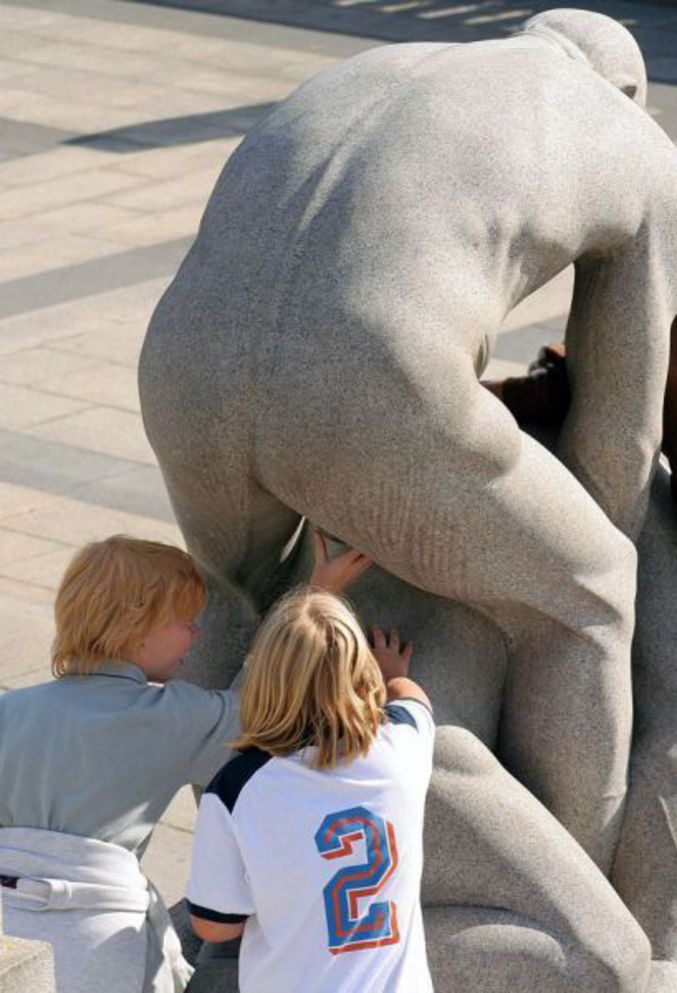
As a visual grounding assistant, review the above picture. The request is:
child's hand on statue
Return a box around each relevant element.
[370,626,430,709]
[370,625,413,682]
[308,527,372,595]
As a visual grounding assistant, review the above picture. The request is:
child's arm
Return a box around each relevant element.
[370,625,432,712]
[189,917,244,943]
[186,784,254,941]
[167,681,241,788]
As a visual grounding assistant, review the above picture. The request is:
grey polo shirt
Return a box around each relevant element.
[0,662,239,856]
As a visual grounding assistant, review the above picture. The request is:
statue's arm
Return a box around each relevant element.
[557,228,673,539]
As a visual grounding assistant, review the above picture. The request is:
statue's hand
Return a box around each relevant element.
[308,527,372,595]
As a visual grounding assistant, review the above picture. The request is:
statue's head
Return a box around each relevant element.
[520,9,647,109]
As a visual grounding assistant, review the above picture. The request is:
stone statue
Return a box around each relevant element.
[139,8,677,990]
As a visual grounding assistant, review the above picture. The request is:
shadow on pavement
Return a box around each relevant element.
[66,103,277,152]
[128,0,677,83]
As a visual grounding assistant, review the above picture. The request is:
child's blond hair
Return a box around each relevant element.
[52,535,206,677]
[232,590,385,768]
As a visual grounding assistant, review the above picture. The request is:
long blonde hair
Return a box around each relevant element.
[52,535,206,677]
[232,590,385,768]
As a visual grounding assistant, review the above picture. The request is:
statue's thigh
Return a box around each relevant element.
[257,351,632,630]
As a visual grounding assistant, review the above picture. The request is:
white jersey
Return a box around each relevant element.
[187,698,435,993]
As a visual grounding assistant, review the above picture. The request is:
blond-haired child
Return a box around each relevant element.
[187,590,434,993]
[0,533,369,993]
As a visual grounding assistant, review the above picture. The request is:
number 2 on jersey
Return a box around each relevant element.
[315,805,400,954]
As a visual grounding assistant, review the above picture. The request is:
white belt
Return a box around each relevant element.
[3,875,150,913]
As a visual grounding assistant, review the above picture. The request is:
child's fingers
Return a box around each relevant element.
[353,555,373,577]
[370,625,386,650]
[389,627,400,650]
[401,642,414,665]
[336,548,369,572]
[313,528,328,563]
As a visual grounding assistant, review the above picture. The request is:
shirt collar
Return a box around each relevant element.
[93,661,148,684]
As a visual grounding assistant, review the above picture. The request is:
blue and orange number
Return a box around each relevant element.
[315,805,400,954]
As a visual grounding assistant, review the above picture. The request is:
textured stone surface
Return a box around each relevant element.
[0,936,56,993]
[612,467,677,965]
[140,9,677,991]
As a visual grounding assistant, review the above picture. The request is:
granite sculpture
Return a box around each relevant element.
[139,8,677,991]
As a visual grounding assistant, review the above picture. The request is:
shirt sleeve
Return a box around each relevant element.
[186,792,254,922]
[169,682,241,787]
[384,697,435,751]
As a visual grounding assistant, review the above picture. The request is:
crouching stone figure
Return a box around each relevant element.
[140,8,677,991]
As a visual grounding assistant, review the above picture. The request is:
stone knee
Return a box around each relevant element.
[423,904,650,993]
[579,916,651,993]
[421,726,650,992]
[527,515,636,653]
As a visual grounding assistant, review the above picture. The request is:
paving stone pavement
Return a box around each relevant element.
[0,0,675,909]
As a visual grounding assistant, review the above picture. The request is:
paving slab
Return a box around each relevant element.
[0,529,68,570]
[0,383,89,430]
[23,406,153,463]
[0,543,80,590]
[93,203,205,248]
[0,347,101,388]
[0,145,119,186]
[107,137,238,179]
[0,574,54,608]
[70,464,176,521]
[0,242,189,320]
[39,361,140,411]
[0,430,148,499]
[0,935,56,993]
[140,818,196,908]
[0,589,58,685]
[46,325,149,367]
[101,168,221,211]
[0,234,130,282]
[0,481,59,518]
[1,492,182,548]
[0,168,144,221]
